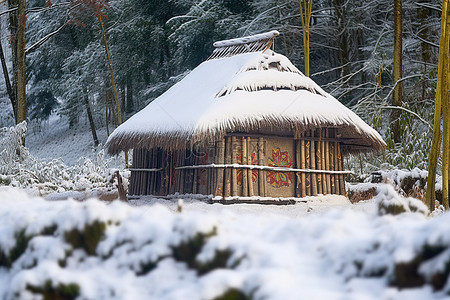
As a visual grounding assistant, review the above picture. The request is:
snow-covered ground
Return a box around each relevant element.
[26,114,122,167]
[0,187,449,300]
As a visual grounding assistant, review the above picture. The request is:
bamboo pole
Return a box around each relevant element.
[247,137,254,197]
[258,137,265,196]
[334,142,340,195]
[325,130,331,194]
[225,137,232,197]
[338,143,346,196]
[231,136,238,196]
[316,130,323,195]
[215,139,225,197]
[427,0,449,210]
[305,139,311,196]
[310,134,318,196]
[300,138,307,197]
[330,142,336,194]
[242,137,248,197]
[295,139,301,197]
[321,133,327,195]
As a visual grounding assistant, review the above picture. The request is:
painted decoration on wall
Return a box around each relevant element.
[266,147,293,188]
[236,150,258,185]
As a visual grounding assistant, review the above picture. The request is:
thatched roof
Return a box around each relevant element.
[106,31,385,155]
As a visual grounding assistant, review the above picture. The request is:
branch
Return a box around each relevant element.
[383,74,424,102]
[25,21,69,55]
[0,6,17,17]
[381,105,433,131]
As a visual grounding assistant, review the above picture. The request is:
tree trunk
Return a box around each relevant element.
[391,0,403,144]
[84,94,99,147]
[0,32,17,121]
[126,79,134,113]
[426,0,449,211]
[298,0,312,76]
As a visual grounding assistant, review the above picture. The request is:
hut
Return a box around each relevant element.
[106,30,385,200]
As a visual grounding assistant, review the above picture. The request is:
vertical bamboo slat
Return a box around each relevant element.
[295,139,301,197]
[316,130,323,195]
[321,140,327,195]
[225,137,232,197]
[310,134,318,196]
[242,137,248,197]
[305,139,311,196]
[300,139,306,197]
[338,143,346,196]
[334,142,340,195]
[324,130,331,194]
[247,137,254,197]
[258,137,264,196]
[216,139,225,197]
[330,142,336,194]
[231,136,237,196]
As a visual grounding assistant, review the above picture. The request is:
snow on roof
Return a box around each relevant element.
[213,30,279,48]
[106,50,385,155]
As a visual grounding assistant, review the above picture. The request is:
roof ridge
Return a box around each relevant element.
[207,30,279,60]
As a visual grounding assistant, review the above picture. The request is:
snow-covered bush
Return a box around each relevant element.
[375,184,429,216]
[0,123,127,195]
[1,189,450,299]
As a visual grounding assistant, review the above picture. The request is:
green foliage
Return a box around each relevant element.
[27,280,80,300]
[213,289,251,300]
[0,229,30,268]
[64,221,106,255]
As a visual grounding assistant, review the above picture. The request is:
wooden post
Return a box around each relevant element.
[231,136,238,196]
[247,137,254,197]
[242,137,248,197]
[258,137,265,197]
[192,152,198,195]
[310,134,318,196]
[300,138,307,197]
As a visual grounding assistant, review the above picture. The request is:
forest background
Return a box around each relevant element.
[0,0,445,175]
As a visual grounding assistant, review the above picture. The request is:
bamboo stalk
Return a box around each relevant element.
[325,130,331,194]
[193,152,198,195]
[310,134,318,196]
[242,137,248,197]
[295,139,301,197]
[231,136,238,196]
[300,138,306,197]
[305,139,311,196]
[316,130,323,195]
[247,137,254,197]
[258,137,265,197]
[338,143,346,196]
[215,139,225,197]
[330,142,336,194]
[225,137,232,197]
[334,142,340,195]
[321,131,327,194]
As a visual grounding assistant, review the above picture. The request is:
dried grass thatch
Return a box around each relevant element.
[106,33,385,155]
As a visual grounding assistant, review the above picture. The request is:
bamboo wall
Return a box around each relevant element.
[128,129,347,198]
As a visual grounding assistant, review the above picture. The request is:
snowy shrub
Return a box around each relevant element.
[0,123,127,195]
[375,184,428,216]
[1,189,450,299]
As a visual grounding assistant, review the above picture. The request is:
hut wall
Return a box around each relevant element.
[128,129,348,198]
